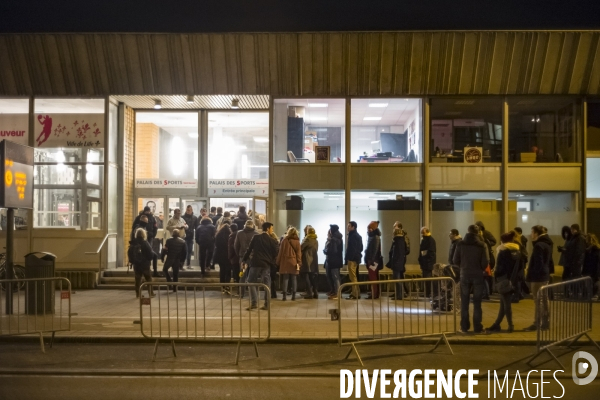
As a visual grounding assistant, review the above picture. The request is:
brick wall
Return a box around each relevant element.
[135,123,160,179]
[123,106,135,264]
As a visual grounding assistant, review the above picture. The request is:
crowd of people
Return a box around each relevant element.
[127,209,600,333]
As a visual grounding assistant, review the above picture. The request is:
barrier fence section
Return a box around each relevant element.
[336,277,457,366]
[139,282,271,363]
[0,277,72,353]
[527,276,600,369]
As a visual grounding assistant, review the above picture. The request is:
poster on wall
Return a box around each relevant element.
[431,120,453,153]
[135,179,198,189]
[208,179,268,196]
[34,113,104,148]
[0,114,29,146]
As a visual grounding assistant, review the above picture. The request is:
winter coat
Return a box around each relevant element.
[130,237,155,272]
[277,236,301,275]
[494,243,520,282]
[132,212,157,240]
[195,219,216,247]
[558,226,572,266]
[453,233,489,280]
[166,217,187,239]
[562,232,586,274]
[214,225,232,268]
[301,235,319,273]
[211,213,222,225]
[228,231,239,266]
[242,232,279,269]
[388,235,408,273]
[130,223,149,242]
[323,231,344,270]
[583,245,600,279]
[345,230,363,264]
[364,229,383,270]
[235,226,258,260]
[182,213,198,239]
[418,235,437,271]
[233,212,250,231]
[162,237,187,269]
[448,236,461,265]
[526,234,553,283]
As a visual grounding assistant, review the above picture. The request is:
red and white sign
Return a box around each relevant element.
[35,113,104,148]
[135,179,198,189]
[0,114,29,146]
[208,179,268,196]
[61,291,70,300]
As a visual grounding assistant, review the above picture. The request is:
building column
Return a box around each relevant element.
[423,98,430,229]
[345,97,351,236]
[502,98,509,233]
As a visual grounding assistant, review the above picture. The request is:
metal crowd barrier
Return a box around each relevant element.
[336,277,457,366]
[527,276,600,368]
[0,277,72,353]
[139,282,271,363]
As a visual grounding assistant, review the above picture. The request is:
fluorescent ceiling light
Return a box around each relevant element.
[363,117,382,121]
[308,103,328,108]
[188,132,198,138]
[186,95,195,104]
[153,99,162,109]
[369,103,388,108]
[231,99,240,109]
[253,137,269,143]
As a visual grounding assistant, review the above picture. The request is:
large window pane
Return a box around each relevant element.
[509,97,580,163]
[431,192,502,264]
[275,191,345,251]
[587,158,600,198]
[588,101,600,151]
[34,189,82,228]
[351,99,422,163]
[273,99,345,163]
[350,191,421,266]
[135,112,198,184]
[208,112,269,181]
[430,98,503,163]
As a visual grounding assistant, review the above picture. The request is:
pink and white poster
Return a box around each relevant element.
[35,113,104,148]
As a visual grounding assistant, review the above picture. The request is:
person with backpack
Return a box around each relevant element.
[129,228,155,298]
[161,229,187,291]
[365,221,383,300]
[486,231,521,333]
[344,221,363,300]
[129,214,159,277]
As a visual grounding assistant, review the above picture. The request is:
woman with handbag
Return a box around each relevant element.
[276,226,302,301]
[486,231,521,333]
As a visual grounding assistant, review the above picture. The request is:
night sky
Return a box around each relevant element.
[1,0,599,33]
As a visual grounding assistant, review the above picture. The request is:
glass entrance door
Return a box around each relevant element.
[252,196,268,229]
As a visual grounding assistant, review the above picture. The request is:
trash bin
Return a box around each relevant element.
[25,252,56,315]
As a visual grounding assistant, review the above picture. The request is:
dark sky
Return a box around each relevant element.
[1,0,600,33]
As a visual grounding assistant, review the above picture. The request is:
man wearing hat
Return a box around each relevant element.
[132,206,159,276]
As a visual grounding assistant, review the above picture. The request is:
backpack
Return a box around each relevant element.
[128,242,146,265]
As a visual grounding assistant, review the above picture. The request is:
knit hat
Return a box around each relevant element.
[244,220,255,229]
[367,221,380,231]
[330,224,340,233]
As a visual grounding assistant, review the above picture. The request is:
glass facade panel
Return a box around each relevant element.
[431,192,502,265]
[273,99,345,163]
[350,191,421,266]
[589,102,600,151]
[430,98,503,163]
[508,97,580,163]
[136,112,198,182]
[207,112,269,181]
[587,158,600,198]
[351,99,422,163]
[275,191,345,253]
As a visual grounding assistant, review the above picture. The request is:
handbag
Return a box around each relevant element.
[495,256,521,295]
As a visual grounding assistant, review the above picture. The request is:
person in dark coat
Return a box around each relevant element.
[195,217,216,275]
[345,221,363,300]
[324,224,344,300]
[448,229,461,266]
[242,222,279,310]
[161,229,187,291]
[182,205,198,269]
[132,206,158,245]
[583,233,600,298]
[211,207,223,226]
[214,222,232,292]
[233,206,250,230]
[524,225,552,331]
[486,232,521,333]
[301,226,319,299]
[228,224,240,287]
[558,225,573,274]
[453,224,489,333]
[365,221,383,300]
[476,221,497,266]
[131,212,159,277]
[130,228,155,298]
[235,220,259,298]
[388,228,408,300]
[418,227,437,297]
[542,226,555,275]
[559,224,586,281]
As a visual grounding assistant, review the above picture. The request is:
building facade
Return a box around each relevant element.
[1,31,599,277]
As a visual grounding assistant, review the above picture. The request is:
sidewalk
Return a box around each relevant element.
[5,288,596,344]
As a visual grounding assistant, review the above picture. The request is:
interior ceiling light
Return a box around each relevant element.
[231,99,240,109]
[308,103,328,108]
[363,117,382,121]
[369,103,388,108]
[186,95,195,104]
[253,137,269,143]
[153,99,162,109]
